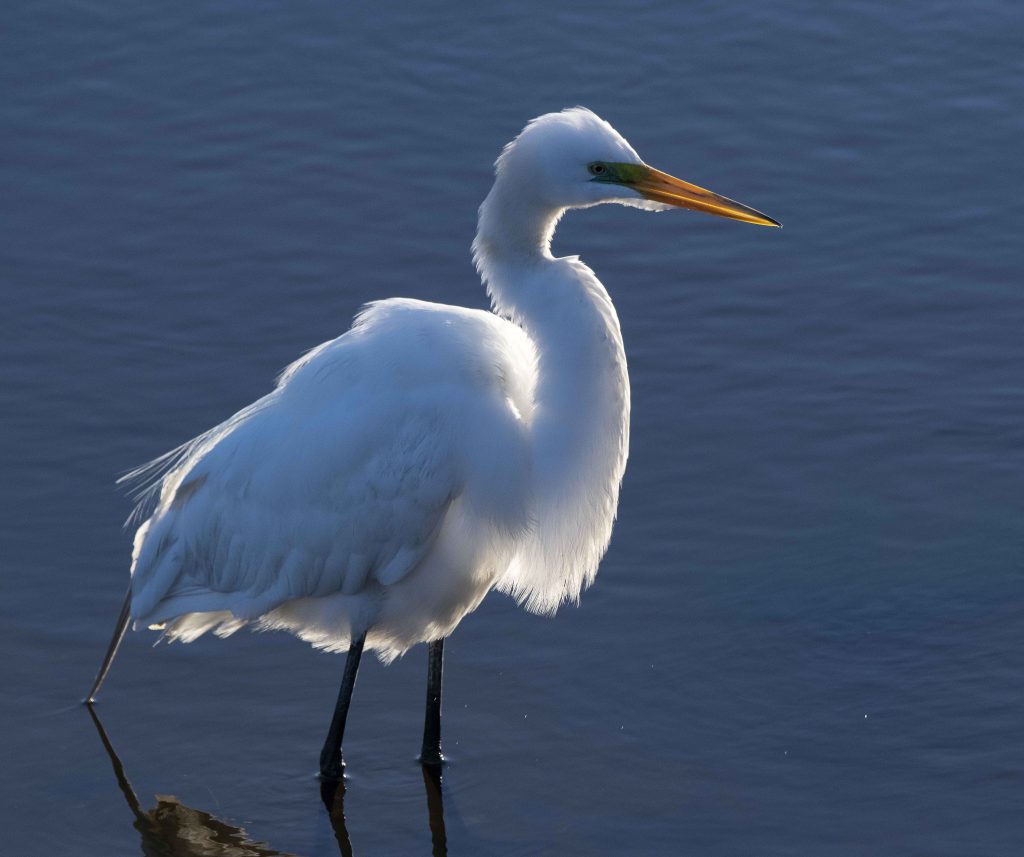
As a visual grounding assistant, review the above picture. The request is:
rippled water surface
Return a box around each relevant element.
[3,1,1023,854]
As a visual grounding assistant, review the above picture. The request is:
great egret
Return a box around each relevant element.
[87,107,778,778]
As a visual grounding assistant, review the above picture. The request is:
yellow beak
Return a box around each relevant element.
[598,162,780,227]
[632,165,780,227]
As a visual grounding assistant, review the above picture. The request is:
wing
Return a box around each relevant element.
[130,395,457,626]
[126,298,535,631]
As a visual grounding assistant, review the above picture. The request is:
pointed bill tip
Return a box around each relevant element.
[628,164,780,228]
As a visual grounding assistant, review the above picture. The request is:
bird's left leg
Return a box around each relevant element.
[85,585,133,703]
[419,638,444,766]
[319,632,366,780]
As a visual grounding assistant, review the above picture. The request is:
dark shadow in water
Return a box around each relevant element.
[87,704,449,856]
[318,763,448,857]
[87,703,294,855]
[421,763,448,856]
[318,778,355,857]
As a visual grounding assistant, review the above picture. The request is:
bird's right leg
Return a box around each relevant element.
[319,631,367,780]
[419,638,444,766]
[85,585,132,703]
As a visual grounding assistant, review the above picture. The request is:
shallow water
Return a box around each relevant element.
[2,1,1023,854]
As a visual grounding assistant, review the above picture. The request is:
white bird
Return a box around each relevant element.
[86,107,778,777]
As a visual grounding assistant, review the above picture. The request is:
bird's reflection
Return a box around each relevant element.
[87,704,448,856]
[421,763,448,856]
[318,778,353,857]
[317,763,447,857]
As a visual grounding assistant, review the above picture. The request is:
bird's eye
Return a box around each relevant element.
[588,162,607,176]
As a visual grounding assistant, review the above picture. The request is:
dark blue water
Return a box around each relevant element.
[2,1,1022,854]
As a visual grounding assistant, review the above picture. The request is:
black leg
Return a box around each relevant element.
[85,585,132,703]
[420,638,444,765]
[319,632,366,780]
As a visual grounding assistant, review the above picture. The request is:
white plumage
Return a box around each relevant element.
[128,299,538,661]
[119,107,778,665]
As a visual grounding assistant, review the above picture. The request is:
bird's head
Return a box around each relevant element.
[495,107,779,227]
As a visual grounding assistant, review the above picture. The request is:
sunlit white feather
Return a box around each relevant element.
[127,108,645,660]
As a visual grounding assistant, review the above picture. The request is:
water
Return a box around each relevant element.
[2,1,1022,853]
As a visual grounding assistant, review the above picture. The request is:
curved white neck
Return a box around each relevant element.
[473,180,631,614]
[472,173,560,269]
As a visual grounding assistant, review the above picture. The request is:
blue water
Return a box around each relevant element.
[2,1,1022,854]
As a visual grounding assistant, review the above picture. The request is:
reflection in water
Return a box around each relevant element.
[136,798,289,857]
[87,703,293,856]
[87,705,448,856]
[319,779,354,857]
[421,764,448,856]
